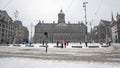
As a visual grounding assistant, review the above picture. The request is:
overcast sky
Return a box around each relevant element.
[0,0,120,38]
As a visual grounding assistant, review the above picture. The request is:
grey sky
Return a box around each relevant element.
[0,0,120,37]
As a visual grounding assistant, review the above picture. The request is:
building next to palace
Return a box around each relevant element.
[92,12,120,43]
[34,10,86,43]
[0,10,29,44]
[14,20,29,44]
[0,10,15,44]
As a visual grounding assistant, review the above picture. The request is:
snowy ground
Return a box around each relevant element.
[0,45,120,62]
[0,43,120,68]
[0,57,120,68]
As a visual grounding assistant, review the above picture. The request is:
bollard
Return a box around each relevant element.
[46,43,48,53]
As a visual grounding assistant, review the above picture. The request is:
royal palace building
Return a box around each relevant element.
[34,10,86,43]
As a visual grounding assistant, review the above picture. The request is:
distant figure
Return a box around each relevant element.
[30,42,31,46]
[57,42,59,47]
[106,42,108,45]
[85,42,87,47]
[66,42,69,46]
[80,41,82,44]
[42,41,44,46]
[64,43,66,48]
[108,42,111,46]
[107,41,111,46]
[108,38,111,46]
[100,42,103,45]
[7,42,9,46]
[61,43,63,48]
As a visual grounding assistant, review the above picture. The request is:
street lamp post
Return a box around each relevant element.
[44,32,48,53]
[83,1,88,47]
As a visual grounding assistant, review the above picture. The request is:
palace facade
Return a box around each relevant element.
[34,10,86,43]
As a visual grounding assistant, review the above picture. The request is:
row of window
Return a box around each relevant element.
[0,24,14,30]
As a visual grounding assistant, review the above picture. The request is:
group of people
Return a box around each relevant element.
[56,41,69,48]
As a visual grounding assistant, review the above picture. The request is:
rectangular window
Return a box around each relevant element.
[115,35,117,38]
